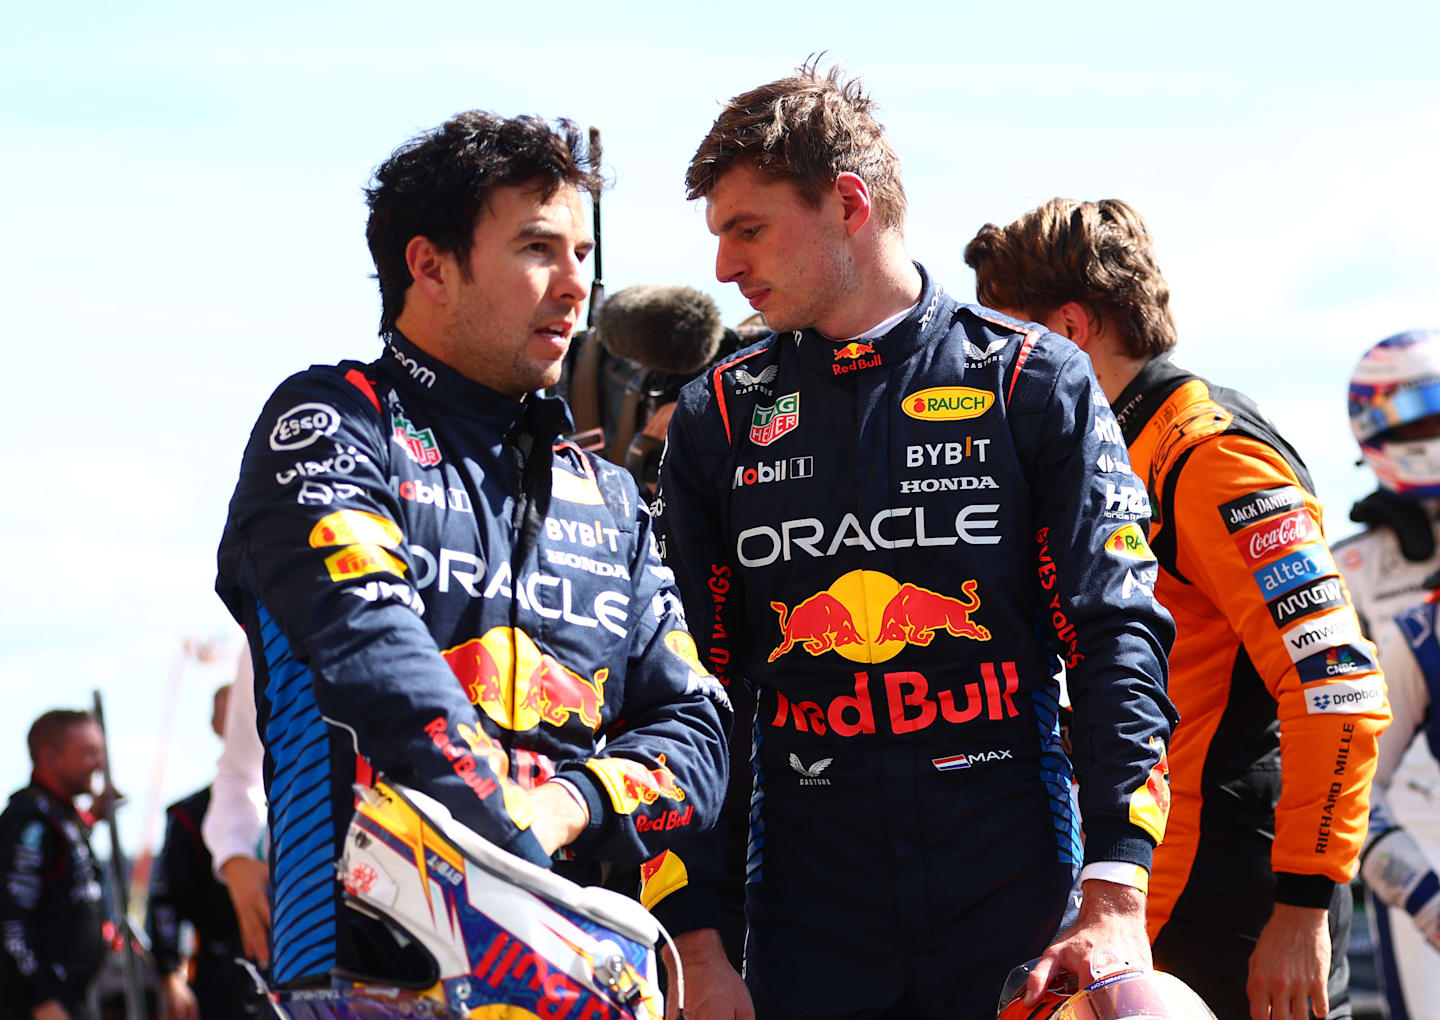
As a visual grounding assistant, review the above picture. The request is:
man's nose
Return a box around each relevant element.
[715,238,745,285]
[553,251,589,305]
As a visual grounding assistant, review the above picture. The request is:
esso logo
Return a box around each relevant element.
[270,402,341,451]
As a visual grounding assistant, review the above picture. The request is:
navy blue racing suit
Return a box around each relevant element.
[646,267,1177,1019]
[216,332,730,988]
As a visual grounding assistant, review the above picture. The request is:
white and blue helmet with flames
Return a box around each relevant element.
[1349,329,1440,497]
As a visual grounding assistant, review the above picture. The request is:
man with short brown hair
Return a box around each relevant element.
[967,198,1391,1019]
[650,66,1178,1019]
[1,710,107,1020]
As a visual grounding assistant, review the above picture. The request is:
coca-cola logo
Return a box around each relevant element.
[1238,510,1317,568]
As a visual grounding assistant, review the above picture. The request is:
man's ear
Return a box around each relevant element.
[404,236,452,306]
[833,172,872,237]
[1049,301,1096,348]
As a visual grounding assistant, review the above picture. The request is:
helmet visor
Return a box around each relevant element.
[1350,378,1440,443]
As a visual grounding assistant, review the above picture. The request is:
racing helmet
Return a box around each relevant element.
[1348,329,1440,496]
[997,961,1215,1020]
[268,778,666,1020]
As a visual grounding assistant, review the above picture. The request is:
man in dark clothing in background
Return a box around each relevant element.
[147,686,262,1020]
[0,710,108,1020]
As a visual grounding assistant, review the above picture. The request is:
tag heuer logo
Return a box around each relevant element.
[750,393,800,446]
[392,411,442,467]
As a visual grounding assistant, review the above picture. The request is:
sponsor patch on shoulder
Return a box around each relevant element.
[1218,485,1305,534]
[269,402,341,451]
[1280,607,1361,664]
[1252,544,1335,599]
[552,466,605,505]
[1266,575,1347,629]
[1295,643,1378,685]
[1235,509,1321,569]
[639,850,690,910]
[1104,522,1155,561]
[309,509,403,549]
[20,821,44,850]
[1306,676,1385,714]
[323,544,408,582]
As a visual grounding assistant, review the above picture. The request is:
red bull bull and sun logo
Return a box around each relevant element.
[769,570,991,664]
[443,627,607,734]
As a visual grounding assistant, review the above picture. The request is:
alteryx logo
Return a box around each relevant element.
[1252,544,1333,600]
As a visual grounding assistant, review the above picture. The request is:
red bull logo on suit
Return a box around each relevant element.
[768,570,991,664]
[584,756,687,816]
[442,627,607,733]
[770,662,1020,737]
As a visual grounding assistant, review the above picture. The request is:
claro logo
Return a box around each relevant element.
[902,387,994,421]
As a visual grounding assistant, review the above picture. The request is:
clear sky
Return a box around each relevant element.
[3,0,1438,860]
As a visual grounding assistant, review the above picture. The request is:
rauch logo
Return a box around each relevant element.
[902,387,993,422]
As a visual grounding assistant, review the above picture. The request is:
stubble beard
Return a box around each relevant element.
[763,239,863,335]
[444,292,566,398]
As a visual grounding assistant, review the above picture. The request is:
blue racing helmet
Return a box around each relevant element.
[1348,329,1440,497]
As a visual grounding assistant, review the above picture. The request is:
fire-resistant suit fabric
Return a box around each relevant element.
[646,267,1178,1019]
[1335,514,1440,1020]
[1111,353,1389,1015]
[215,331,730,988]
[0,784,106,1020]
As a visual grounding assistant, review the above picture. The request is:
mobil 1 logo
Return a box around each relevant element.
[734,457,814,489]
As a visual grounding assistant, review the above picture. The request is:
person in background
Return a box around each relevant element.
[966,198,1390,1019]
[1336,329,1440,1020]
[0,711,108,1020]
[200,649,269,971]
[148,685,263,1020]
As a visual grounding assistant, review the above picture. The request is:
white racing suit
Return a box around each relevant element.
[1335,508,1440,1020]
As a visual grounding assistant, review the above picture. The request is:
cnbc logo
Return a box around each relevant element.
[1323,647,1364,675]
[1296,642,1376,686]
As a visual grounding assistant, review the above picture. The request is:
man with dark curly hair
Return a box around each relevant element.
[647,66,1178,1019]
[216,110,730,991]
[967,199,1390,1019]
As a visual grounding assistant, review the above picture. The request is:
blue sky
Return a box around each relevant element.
[3,0,1438,859]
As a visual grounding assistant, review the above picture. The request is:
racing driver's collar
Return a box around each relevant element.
[376,329,573,438]
[787,262,957,377]
[1109,352,1189,448]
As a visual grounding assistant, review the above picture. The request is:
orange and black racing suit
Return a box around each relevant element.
[1112,353,1390,1015]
